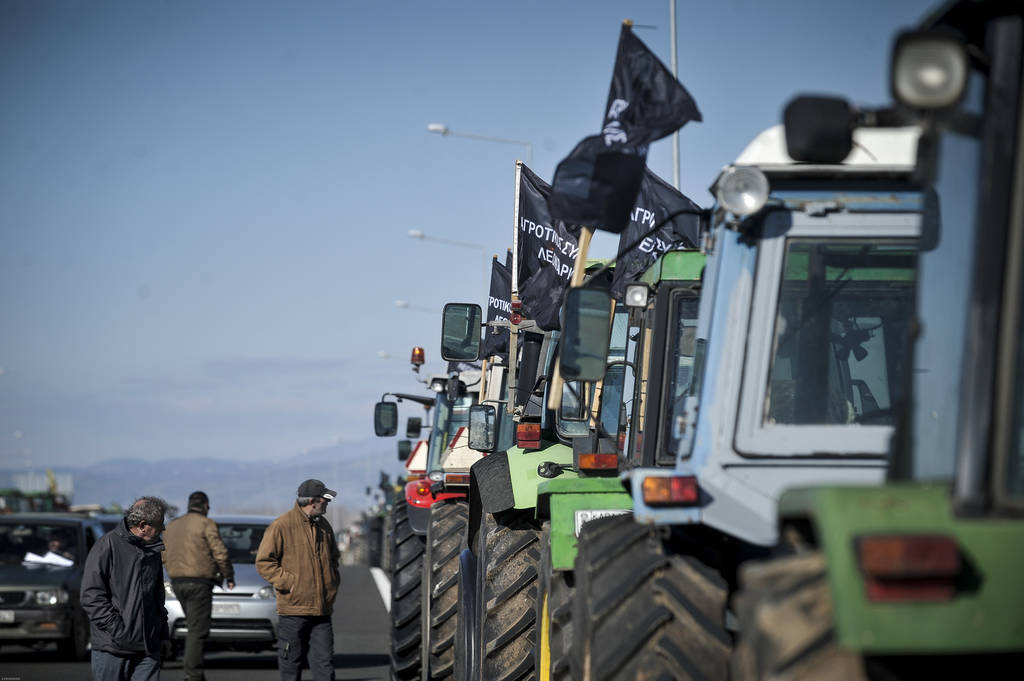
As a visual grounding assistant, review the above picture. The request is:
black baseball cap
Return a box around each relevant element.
[297,479,337,500]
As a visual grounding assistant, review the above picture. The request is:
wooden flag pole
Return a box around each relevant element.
[547,226,593,411]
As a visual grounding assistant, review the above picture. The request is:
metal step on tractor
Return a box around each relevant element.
[559,100,925,678]
[731,2,1024,678]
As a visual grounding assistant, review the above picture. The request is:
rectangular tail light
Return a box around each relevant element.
[516,422,541,449]
[578,453,619,471]
[444,473,471,486]
[641,475,699,506]
[856,535,960,602]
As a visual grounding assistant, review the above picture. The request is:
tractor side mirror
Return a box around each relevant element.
[441,303,482,361]
[468,404,497,452]
[560,288,613,381]
[405,417,422,439]
[397,440,412,462]
[374,401,398,437]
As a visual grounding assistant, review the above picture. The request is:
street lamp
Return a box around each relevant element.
[426,123,534,166]
[407,230,489,301]
[394,300,436,313]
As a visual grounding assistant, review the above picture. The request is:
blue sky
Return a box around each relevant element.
[0,0,937,470]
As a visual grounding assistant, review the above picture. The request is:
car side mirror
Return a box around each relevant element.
[560,288,613,381]
[374,401,398,437]
[441,303,482,362]
[405,417,422,439]
[468,404,497,452]
[397,440,412,461]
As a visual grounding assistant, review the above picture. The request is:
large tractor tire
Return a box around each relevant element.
[732,552,868,681]
[476,509,542,681]
[423,499,469,681]
[390,501,427,681]
[537,523,574,681]
[572,514,730,681]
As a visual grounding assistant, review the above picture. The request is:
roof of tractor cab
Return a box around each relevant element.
[727,124,921,177]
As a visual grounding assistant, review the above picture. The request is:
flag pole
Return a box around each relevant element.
[670,0,680,190]
[508,161,523,416]
[547,226,594,411]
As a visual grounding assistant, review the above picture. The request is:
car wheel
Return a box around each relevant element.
[57,608,90,661]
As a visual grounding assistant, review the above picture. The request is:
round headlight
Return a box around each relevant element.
[257,585,275,600]
[716,167,769,217]
[427,470,444,483]
[892,32,967,109]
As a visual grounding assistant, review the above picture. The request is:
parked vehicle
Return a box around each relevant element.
[732,2,1024,678]
[562,113,924,679]
[163,515,277,656]
[0,512,105,659]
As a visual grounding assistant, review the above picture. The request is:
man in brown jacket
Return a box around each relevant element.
[163,491,235,681]
[256,479,340,681]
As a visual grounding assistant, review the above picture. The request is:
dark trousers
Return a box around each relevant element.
[172,581,213,681]
[277,614,335,681]
[91,649,160,681]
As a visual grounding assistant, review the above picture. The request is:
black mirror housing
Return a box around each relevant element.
[405,417,422,439]
[441,303,482,362]
[560,287,614,381]
[397,440,412,462]
[374,401,399,437]
[468,404,497,452]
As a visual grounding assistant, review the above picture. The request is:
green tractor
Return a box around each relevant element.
[732,2,1024,678]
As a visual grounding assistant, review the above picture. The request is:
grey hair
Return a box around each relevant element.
[296,496,315,506]
[125,496,169,528]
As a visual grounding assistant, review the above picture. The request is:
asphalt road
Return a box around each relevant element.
[0,566,390,681]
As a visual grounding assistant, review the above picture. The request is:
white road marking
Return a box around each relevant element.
[369,566,390,611]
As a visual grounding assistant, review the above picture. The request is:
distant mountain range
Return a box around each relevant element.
[0,436,410,531]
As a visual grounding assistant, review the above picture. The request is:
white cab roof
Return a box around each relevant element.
[731,124,921,174]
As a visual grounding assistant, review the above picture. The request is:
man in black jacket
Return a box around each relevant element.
[82,496,171,681]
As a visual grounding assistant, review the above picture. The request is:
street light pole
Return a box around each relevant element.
[426,123,534,166]
[669,0,680,190]
[407,230,489,302]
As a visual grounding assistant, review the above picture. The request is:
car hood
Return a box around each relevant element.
[213,562,268,593]
[0,563,81,588]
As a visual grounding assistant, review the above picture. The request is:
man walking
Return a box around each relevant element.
[256,479,341,681]
[82,496,171,681]
[163,491,235,681]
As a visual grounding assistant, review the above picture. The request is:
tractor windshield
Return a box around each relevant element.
[766,240,916,426]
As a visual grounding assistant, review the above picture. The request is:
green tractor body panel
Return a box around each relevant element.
[638,249,705,285]
[537,477,632,570]
[507,443,576,510]
[781,484,1024,653]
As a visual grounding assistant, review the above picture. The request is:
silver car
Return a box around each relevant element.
[164,514,278,655]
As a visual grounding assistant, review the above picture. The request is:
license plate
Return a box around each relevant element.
[574,509,631,536]
[0,610,14,623]
[212,603,240,616]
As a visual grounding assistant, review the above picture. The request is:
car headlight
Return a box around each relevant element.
[164,581,176,599]
[257,585,275,600]
[34,589,69,606]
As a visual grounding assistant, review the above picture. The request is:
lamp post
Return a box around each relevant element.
[394,300,436,314]
[426,123,534,166]
[407,230,489,301]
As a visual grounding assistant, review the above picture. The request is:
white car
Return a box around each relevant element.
[164,515,278,655]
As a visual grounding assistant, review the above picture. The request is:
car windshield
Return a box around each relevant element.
[0,522,81,566]
[217,523,268,564]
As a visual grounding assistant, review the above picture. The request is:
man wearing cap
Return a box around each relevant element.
[256,479,341,681]
[163,490,235,681]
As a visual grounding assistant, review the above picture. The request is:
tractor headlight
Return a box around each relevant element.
[716,166,769,217]
[891,31,967,109]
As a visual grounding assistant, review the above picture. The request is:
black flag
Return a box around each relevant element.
[517,165,580,331]
[481,256,512,360]
[549,23,701,233]
[611,168,702,299]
